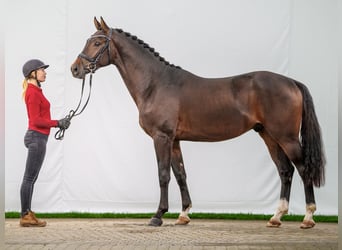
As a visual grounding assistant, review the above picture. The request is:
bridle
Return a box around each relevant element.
[79,28,113,73]
[54,29,113,140]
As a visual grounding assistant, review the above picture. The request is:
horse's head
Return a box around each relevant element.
[71,17,114,79]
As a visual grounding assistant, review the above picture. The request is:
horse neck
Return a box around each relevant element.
[112,32,167,107]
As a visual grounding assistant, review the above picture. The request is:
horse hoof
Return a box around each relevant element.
[300,220,315,229]
[175,215,190,225]
[266,218,281,228]
[148,217,163,227]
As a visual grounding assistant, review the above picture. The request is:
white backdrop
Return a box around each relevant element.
[5,0,338,215]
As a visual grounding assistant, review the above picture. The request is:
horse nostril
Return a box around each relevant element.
[71,65,78,74]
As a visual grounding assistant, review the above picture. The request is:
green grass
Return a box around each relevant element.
[5,212,337,223]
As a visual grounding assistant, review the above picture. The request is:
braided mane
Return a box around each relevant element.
[115,28,181,69]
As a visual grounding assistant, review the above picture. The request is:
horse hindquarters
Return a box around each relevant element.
[260,80,325,229]
[278,81,325,229]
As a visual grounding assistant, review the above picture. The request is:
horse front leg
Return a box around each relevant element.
[149,133,172,227]
[171,140,192,225]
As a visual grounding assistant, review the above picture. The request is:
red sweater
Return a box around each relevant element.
[25,84,58,135]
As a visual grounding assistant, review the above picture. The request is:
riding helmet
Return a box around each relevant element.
[22,59,49,78]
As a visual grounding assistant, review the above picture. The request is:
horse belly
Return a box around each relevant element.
[176,110,252,142]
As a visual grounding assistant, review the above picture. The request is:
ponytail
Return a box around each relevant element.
[22,78,28,100]
[22,71,37,99]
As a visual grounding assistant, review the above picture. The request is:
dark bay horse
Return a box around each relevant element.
[71,17,325,229]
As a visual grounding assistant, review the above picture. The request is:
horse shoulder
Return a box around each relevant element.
[138,86,180,138]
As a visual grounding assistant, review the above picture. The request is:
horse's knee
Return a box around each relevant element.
[158,164,171,187]
[159,174,170,187]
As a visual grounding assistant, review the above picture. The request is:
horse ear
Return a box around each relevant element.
[94,17,101,30]
[100,16,110,33]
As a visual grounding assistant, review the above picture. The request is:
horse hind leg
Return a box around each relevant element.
[171,140,192,225]
[258,130,294,228]
[280,140,317,229]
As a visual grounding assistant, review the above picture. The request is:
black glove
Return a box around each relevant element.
[57,117,71,130]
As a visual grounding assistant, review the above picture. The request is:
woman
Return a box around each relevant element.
[20,59,70,227]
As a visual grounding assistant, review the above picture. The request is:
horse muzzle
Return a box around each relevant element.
[71,58,87,79]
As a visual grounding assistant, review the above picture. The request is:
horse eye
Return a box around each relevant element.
[94,41,101,47]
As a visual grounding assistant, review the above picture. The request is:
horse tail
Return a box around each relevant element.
[295,81,326,187]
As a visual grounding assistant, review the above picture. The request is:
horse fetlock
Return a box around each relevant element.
[268,199,288,227]
[181,204,192,211]
[162,207,169,212]
[303,203,316,220]
[275,199,289,215]
[306,203,316,213]
[279,208,288,215]
[179,206,191,218]
[302,203,316,228]
[156,207,168,216]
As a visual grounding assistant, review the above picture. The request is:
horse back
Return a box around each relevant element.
[173,71,303,141]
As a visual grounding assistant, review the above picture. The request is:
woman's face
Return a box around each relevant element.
[35,68,47,82]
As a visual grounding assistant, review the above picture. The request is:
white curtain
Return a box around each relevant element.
[5,0,338,215]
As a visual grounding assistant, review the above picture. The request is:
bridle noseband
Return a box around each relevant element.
[78,28,113,73]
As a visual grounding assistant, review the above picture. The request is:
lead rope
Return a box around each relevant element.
[55,73,93,140]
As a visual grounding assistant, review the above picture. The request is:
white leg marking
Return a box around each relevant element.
[273,198,289,221]
[180,205,191,218]
[175,205,192,225]
[300,203,316,229]
[303,203,316,221]
[267,199,289,227]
